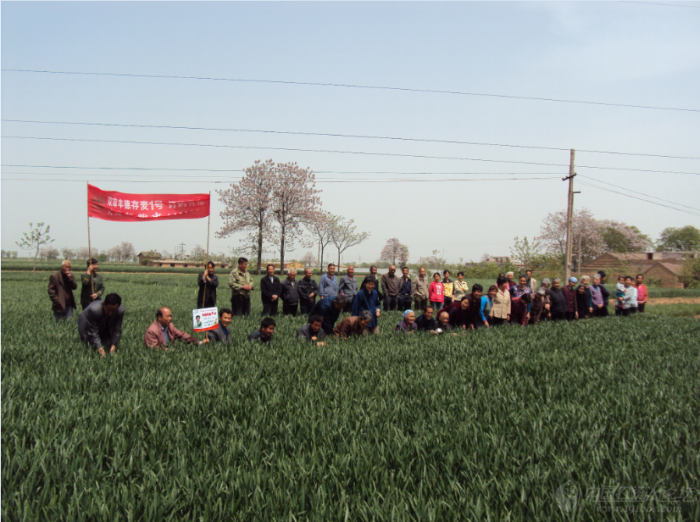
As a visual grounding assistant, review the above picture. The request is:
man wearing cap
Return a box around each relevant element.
[562,277,579,321]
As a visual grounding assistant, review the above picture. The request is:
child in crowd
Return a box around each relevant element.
[429,272,444,313]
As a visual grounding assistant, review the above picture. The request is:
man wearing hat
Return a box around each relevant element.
[562,277,579,321]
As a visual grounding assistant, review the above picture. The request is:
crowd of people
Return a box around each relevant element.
[47,256,649,355]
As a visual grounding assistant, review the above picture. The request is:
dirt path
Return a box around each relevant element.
[646,297,700,305]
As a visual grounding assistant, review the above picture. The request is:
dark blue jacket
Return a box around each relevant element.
[351,289,381,328]
[309,296,341,335]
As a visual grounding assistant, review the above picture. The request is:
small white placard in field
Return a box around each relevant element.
[192,307,218,333]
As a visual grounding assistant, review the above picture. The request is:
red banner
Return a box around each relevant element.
[87,184,210,222]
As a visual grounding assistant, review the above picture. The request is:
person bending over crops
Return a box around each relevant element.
[248,317,275,343]
[415,306,437,333]
[436,311,455,334]
[440,295,471,329]
[395,310,417,333]
[334,310,372,338]
[144,307,208,349]
[78,293,124,357]
[308,294,348,336]
[351,275,381,335]
[297,315,327,345]
[207,308,233,343]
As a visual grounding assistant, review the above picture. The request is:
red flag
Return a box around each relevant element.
[87,184,210,222]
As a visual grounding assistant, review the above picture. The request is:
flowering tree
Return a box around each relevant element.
[379,238,410,266]
[271,162,322,271]
[307,211,334,269]
[216,160,277,274]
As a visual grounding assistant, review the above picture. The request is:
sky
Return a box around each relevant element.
[2,1,699,264]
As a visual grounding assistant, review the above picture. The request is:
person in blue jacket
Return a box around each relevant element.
[308,294,348,336]
[351,275,382,335]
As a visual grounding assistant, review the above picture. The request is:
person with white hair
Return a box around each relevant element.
[48,260,78,320]
[506,271,516,289]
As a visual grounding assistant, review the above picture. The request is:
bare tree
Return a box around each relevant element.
[271,162,322,271]
[307,211,334,270]
[329,215,371,267]
[379,238,409,266]
[77,247,99,260]
[190,245,207,262]
[16,222,54,272]
[40,247,60,261]
[301,251,317,268]
[61,248,75,260]
[217,160,277,274]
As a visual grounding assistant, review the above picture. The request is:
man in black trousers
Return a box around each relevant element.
[260,264,282,316]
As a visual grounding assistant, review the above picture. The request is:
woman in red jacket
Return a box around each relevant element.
[429,272,444,313]
[635,274,648,313]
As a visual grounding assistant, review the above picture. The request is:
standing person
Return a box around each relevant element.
[530,279,551,324]
[635,274,648,313]
[395,310,418,333]
[589,276,607,318]
[525,269,538,294]
[452,272,469,302]
[298,268,319,315]
[48,260,78,320]
[308,294,348,336]
[614,276,626,316]
[207,308,233,344]
[549,278,567,321]
[621,276,638,316]
[360,265,384,301]
[429,272,445,312]
[477,285,497,328]
[260,264,282,317]
[248,317,275,343]
[441,270,454,307]
[381,265,401,311]
[351,275,381,335]
[297,315,327,344]
[338,266,358,313]
[510,294,531,326]
[319,263,338,299]
[490,276,511,326]
[576,283,592,319]
[80,258,105,310]
[412,267,430,312]
[78,293,124,357]
[144,307,208,349]
[197,261,219,309]
[505,272,516,289]
[509,275,532,300]
[562,277,579,321]
[280,269,300,316]
[228,257,254,317]
[462,285,483,329]
[397,267,413,311]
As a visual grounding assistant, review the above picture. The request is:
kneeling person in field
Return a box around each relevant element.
[351,275,381,335]
[248,317,275,343]
[207,308,233,343]
[144,307,209,349]
[334,310,372,338]
[297,315,327,344]
[78,293,124,357]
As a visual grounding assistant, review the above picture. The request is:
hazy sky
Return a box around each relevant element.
[2,1,699,263]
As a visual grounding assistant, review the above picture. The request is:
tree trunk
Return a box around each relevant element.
[256,225,264,275]
[279,224,286,275]
[33,245,39,273]
[337,249,341,268]
[320,244,324,270]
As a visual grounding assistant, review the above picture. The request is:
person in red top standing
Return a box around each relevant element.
[635,274,648,313]
[428,272,444,313]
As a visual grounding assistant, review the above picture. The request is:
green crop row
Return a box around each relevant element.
[2,273,699,520]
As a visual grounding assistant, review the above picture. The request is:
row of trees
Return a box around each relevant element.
[217,160,371,273]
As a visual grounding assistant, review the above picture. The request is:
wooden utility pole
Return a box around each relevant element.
[563,149,576,282]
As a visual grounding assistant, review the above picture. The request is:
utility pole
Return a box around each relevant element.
[178,242,186,261]
[563,149,576,282]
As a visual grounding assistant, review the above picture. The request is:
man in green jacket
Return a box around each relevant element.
[228,256,254,316]
[80,258,105,310]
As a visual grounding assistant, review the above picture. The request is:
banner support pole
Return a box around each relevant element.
[200,191,211,309]
[87,183,94,295]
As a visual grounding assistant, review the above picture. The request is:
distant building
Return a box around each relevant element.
[147,258,229,269]
[579,251,698,288]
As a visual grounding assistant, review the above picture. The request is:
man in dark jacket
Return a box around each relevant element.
[308,294,348,335]
[397,267,412,311]
[78,293,125,357]
[360,265,384,300]
[298,268,319,315]
[415,306,437,333]
[562,277,579,321]
[351,275,381,335]
[48,260,78,320]
[281,269,300,316]
[260,264,282,316]
[380,265,401,311]
[549,278,567,321]
[80,258,105,310]
[248,317,275,343]
[197,261,219,309]
[207,308,233,343]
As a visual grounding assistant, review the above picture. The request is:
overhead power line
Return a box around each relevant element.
[4,135,700,176]
[577,180,700,216]
[3,68,699,113]
[4,119,698,160]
